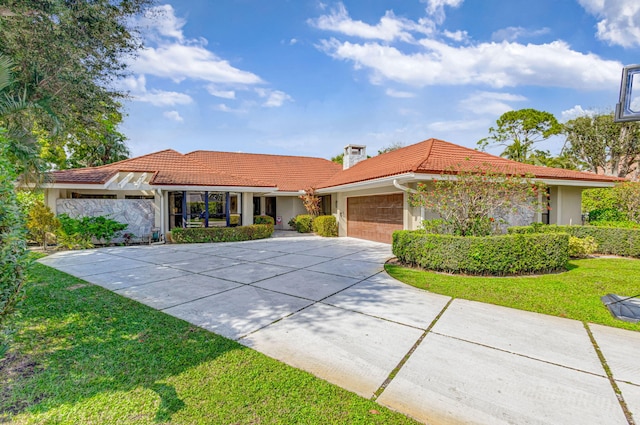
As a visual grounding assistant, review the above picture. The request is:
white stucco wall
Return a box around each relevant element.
[275,196,307,230]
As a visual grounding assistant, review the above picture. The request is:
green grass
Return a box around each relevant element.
[1,263,419,425]
[386,257,640,332]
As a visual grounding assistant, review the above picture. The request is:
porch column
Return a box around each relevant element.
[225,192,230,227]
[242,192,253,226]
[204,191,209,227]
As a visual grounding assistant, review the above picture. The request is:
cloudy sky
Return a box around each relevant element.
[120,0,640,159]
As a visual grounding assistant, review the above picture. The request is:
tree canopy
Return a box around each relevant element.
[0,0,153,171]
[478,108,563,164]
[563,113,640,179]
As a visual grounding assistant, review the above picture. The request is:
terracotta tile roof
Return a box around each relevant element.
[318,139,625,188]
[49,149,275,188]
[48,139,623,190]
[186,151,342,192]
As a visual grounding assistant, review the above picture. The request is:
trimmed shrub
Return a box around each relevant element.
[568,236,598,258]
[254,215,275,225]
[392,230,569,276]
[313,215,338,237]
[508,225,640,258]
[588,208,626,223]
[57,214,128,247]
[171,224,274,243]
[294,215,313,233]
[229,214,240,226]
[589,220,640,229]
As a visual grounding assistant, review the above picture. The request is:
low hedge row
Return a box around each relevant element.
[508,225,640,258]
[392,230,569,276]
[313,215,338,237]
[254,215,275,225]
[171,224,274,243]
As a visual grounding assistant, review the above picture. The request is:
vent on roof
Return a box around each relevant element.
[343,144,367,170]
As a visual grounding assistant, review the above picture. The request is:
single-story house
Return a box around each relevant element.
[41,138,624,244]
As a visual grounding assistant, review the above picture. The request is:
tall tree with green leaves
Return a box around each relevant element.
[478,109,562,164]
[0,0,152,172]
[563,113,640,179]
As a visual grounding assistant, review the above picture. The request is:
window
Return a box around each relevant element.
[71,192,116,199]
[125,195,155,200]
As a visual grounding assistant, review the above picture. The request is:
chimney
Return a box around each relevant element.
[343,144,367,170]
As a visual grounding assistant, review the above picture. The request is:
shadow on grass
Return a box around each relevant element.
[0,263,240,419]
[148,383,185,423]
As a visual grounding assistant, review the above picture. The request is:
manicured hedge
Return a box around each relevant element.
[313,215,338,237]
[508,225,640,258]
[171,224,273,243]
[294,215,314,233]
[254,215,275,225]
[392,230,569,276]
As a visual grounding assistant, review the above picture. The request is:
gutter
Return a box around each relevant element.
[393,179,418,193]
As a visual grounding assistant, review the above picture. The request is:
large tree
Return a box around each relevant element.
[478,109,562,164]
[563,113,640,179]
[0,0,153,170]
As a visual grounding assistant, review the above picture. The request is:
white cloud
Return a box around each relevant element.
[459,91,527,116]
[491,26,550,42]
[206,85,236,99]
[139,4,186,42]
[256,89,293,107]
[579,0,640,47]
[133,43,262,85]
[443,29,469,42]
[560,105,598,121]
[163,110,184,122]
[386,88,416,98]
[136,90,193,106]
[118,74,193,106]
[424,0,464,24]
[427,118,487,132]
[308,2,434,42]
[318,38,622,90]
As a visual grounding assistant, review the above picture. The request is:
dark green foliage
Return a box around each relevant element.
[254,215,275,225]
[171,224,274,243]
[508,225,640,258]
[392,230,568,275]
[588,208,626,223]
[294,215,314,233]
[57,214,127,247]
[0,136,31,332]
[313,215,338,237]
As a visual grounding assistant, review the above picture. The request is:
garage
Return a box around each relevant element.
[347,194,404,244]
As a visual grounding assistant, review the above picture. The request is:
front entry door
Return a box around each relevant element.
[265,197,276,220]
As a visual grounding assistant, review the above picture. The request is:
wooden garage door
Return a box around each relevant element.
[347,194,403,244]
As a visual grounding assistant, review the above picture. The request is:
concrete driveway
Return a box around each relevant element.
[39,234,640,425]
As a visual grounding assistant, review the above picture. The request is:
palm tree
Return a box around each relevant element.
[0,53,57,186]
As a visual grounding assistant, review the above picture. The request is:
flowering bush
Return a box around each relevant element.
[409,161,545,236]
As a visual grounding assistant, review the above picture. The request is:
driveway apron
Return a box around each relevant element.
[39,235,639,425]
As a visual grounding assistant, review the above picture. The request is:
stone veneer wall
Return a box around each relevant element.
[56,199,155,238]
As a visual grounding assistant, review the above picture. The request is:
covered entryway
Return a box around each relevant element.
[347,194,403,243]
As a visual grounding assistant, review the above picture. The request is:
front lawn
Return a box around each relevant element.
[386,257,640,332]
[0,263,419,424]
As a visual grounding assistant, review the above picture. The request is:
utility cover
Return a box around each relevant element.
[601,294,640,323]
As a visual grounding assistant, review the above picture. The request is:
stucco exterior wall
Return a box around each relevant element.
[275,196,307,230]
[556,186,584,226]
[56,199,156,238]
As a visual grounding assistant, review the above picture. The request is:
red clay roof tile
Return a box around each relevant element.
[186,151,342,192]
[48,139,624,190]
[318,139,625,187]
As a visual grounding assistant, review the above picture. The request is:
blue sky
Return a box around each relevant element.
[120,0,640,159]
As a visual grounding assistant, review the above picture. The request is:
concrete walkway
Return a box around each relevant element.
[38,234,640,425]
